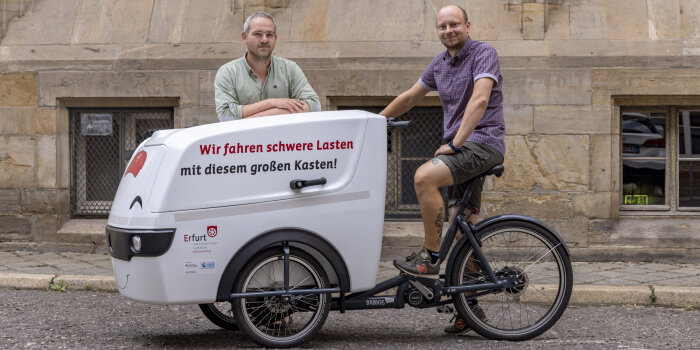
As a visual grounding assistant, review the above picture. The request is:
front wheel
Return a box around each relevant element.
[449,220,573,341]
[198,303,239,331]
[232,247,330,348]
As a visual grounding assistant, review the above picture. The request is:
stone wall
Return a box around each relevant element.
[1,0,700,248]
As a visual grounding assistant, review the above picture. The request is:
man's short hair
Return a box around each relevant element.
[439,5,469,23]
[457,6,469,22]
[243,11,277,34]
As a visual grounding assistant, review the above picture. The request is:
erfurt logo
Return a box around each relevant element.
[207,226,218,238]
[184,234,207,242]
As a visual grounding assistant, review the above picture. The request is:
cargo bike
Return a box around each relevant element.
[106,110,572,348]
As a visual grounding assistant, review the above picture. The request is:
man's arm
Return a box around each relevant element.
[289,62,321,113]
[215,63,308,120]
[243,98,307,118]
[434,77,494,156]
[379,82,430,118]
[214,66,243,121]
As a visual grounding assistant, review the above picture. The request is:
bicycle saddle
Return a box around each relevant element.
[483,164,504,177]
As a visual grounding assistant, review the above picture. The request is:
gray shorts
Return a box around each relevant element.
[436,142,504,212]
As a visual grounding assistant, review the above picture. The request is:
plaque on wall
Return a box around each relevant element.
[81,113,113,136]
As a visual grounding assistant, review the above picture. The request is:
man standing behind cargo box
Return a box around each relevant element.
[379,5,505,334]
[215,11,321,120]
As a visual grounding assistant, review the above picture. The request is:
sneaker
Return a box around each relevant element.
[393,247,439,277]
[444,305,487,335]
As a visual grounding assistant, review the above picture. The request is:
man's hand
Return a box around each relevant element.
[434,144,456,157]
[270,98,307,113]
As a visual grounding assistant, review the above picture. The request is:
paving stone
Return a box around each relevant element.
[668,266,700,276]
[651,277,700,287]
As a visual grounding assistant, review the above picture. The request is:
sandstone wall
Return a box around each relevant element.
[1,0,700,247]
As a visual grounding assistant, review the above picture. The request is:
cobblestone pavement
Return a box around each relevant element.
[1,248,699,307]
[1,249,699,287]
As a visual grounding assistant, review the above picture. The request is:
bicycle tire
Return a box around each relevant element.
[449,219,573,341]
[232,247,330,348]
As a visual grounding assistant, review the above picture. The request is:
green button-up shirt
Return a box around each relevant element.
[214,55,321,121]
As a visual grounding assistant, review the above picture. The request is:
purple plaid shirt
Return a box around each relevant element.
[419,37,506,155]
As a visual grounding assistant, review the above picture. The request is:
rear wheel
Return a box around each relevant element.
[232,247,330,348]
[198,302,238,331]
[449,220,572,341]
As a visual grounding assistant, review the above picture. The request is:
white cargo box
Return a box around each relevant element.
[106,110,387,304]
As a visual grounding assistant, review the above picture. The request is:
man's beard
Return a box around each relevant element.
[249,47,272,61]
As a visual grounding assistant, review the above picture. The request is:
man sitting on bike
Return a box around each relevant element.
[379,4,506,334]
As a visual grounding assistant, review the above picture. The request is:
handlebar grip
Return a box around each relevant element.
[290,177,327,189]
[387,118,411,128]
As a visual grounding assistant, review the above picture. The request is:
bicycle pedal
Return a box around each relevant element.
[436,305,454,314]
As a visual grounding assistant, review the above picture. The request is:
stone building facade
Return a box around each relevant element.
[1,0,700,259]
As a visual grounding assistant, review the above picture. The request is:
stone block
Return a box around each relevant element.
[590,134,613,192]
[32,215,59,241]
[502,68,591,105]
[0,108,20,134]
[0,73,36,108]
[149,0,188,43]
[21,190,57,214]
[569,0,606,39]
[653,286,700,308]
[0,273,53,290]
[465,0,524,41]
[543,217,589,247]
[0,136,36,188]
[481,191,573,220]
[38,71,200,107]
[74,0,152,44]
[0,0,78,45]
[178,106,218,128]
[495,135,589,192]
[504,105,533,135]
[36,135,57,188]
[54,275,117,292]
[549,56,682,69]
[289,0,328,42]
[0,189,20,214]
[491,40,548,59]
[683,39,700,67]
[327,0,425,41]
[306,69,424,97]
[0,44,119,72]
[177,0,242,44]
[679,0,700,39]
[543,3,570,40]
[569,285,652,305]
[592,68,700,95]
[574,192,613,219]
[19,108,56,135]
[604,0,649,40]
[534,105,609,134]
[199,71,216,107]
[522,2,545,40]
[0,215,31,233]
[548,40,681,59]
[646,0,680,39]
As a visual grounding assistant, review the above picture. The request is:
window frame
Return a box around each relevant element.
[617,98,700,215]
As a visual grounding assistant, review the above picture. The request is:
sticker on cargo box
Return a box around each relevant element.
[185,260,216,274]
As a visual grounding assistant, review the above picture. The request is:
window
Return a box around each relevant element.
[70,108,173,216]
[621,106,700,212]
[337,106,444,218]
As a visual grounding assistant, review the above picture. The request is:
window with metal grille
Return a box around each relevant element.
[338,107,444,218]
[70,108,173,216]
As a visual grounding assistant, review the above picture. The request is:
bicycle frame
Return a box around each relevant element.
[229,170,521,314]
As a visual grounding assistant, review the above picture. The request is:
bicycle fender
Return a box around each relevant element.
[444,214,571,287]
[215,229,351,302]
